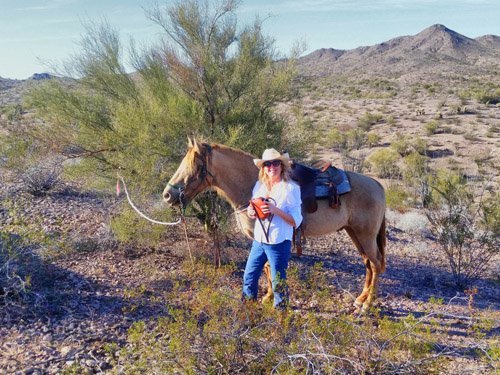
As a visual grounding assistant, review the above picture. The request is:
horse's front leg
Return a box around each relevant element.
[262,261,273,304]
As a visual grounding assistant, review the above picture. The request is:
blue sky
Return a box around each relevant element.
[1,0,499,79]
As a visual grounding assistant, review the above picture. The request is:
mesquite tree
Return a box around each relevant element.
[21,1,307,256]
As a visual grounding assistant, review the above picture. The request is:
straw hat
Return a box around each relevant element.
[253,148,290,168]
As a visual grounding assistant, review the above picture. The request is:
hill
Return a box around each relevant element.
[297,24,500,81]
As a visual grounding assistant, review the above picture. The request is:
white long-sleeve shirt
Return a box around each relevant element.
[252,180,302,244]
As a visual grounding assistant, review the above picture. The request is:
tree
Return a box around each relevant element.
[146,0,301,155]
[145,0,305,263]
[20,1,306,259]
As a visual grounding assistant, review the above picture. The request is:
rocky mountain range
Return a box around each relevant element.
[1,24,499,102]
[296,24,500,82]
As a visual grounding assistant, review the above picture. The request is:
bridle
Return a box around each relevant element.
[167,144,214,212]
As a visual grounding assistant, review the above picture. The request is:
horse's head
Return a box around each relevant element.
[163,139,213,207]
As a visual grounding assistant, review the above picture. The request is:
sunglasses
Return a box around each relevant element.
[263,160,282,168]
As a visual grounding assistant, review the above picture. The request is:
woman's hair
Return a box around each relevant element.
[258,160,290,189]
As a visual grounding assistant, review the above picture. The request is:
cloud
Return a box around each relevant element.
[15,0,78,12]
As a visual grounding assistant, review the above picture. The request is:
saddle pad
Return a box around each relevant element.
[315,167,351,198]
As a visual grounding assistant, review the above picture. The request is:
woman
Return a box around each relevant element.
[243,148,302,309]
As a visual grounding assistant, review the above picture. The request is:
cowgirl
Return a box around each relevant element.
[243,149,302,309]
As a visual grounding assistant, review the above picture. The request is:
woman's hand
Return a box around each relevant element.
[264,201,297,227]
[262,201,277,215]
[247,204,256,219]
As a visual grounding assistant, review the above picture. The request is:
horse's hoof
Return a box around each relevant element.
[360,305,370,314]
[262,295,273,304]
[353,300,363,309]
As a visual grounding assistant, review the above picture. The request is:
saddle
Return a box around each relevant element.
[289,162,351,214]
[289,161,351,257]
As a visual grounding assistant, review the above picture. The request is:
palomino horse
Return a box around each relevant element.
[163,139,386,311]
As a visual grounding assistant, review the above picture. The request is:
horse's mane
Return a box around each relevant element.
[184,141,255,172]
[211,143,255,160]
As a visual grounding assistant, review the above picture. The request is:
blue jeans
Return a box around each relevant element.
[242,240,291,308]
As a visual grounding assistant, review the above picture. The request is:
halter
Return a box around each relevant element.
[167,144,214,212]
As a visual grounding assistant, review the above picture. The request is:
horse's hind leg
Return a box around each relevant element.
[364,261,381,311]
[355,256,373,308]
[345,228,382,311]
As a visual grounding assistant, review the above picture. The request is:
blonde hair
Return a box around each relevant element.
[258,161,291,191]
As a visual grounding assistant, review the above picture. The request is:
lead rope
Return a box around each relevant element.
[179,191,194,266]
[117,175,193,265]
[117,175,182,225]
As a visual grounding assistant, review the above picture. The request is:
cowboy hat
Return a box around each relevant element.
[253,148,290,168]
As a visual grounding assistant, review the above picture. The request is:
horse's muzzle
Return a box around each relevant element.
[163,186,179,205]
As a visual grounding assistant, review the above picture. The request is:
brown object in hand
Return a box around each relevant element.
[250,197,271,220]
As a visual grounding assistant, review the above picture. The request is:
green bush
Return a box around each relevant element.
[110,204,175,248]
[386,184,412,211]
[21,0,302,252]
[474,88,500,105]
[367,132,381,147]
[109,260,444,374]
[425,120,439,135]
[1,104,23,122]
[367,148,400,178]
[426,170,499,286]
[390,134,413,156]
[358,112,384,130]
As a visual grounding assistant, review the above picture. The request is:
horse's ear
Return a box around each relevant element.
[187,137,194,148]
[192,139,201,153]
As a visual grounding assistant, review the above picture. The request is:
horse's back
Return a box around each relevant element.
[304,171,385,237]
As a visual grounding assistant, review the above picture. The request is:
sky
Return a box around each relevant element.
[1,0,499,80]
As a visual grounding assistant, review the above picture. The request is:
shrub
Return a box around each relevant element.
[2,104,24,122]
[110,203,175,249]
[366,132,381,147]
[390,134,413,156]
[425,171,499,287]
[474,88,500,105]
[386,114,396,127]
[19,159,62,196]
[425,120,439,135]
[385,184,412,211]
[345,128,367,150]
[367,148,400,178]
[402,152,431,207]
[341,151,366,173]
[327,128,368,152]
[0,233,32,303]
[110,260,444,374]
[358,112,384,130]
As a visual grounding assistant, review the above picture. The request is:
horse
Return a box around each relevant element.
[163,139,386,312]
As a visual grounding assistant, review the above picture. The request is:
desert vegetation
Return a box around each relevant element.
[0,1,498,373]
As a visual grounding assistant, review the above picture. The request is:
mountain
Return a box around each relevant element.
[29,72,54,81]
[475,34,500,49]
[0,73,57,106]
[0,76,22,91]
[297,24,500,81]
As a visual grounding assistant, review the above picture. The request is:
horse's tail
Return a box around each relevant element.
[377,216,386,273]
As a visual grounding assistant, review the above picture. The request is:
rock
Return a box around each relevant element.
[60,346,73,357]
